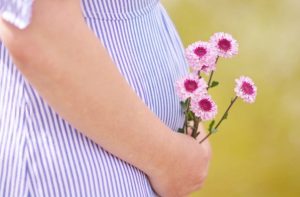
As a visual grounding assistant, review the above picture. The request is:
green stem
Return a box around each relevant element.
[199,132,212,144]
[192,117,200,138]
[199,96,238,144]
[207,71,214,90]
[183,98,191,134]
[198,71,202,79]
[207,56,219,90]
[214,96,238,130]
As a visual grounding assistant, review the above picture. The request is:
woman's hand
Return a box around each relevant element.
[149,124,212,197]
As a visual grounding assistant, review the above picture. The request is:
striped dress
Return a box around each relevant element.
[0,0,188,196]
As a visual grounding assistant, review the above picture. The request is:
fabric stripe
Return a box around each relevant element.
[0,0,188,196]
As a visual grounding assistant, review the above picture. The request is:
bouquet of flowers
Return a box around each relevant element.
[176,32,257,143]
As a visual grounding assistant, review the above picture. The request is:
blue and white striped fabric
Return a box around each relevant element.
[0,0,188,196]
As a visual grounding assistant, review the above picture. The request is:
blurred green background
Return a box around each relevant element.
[162,0,300,196]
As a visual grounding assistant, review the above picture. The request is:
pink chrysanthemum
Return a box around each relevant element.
[175,74,208,101]
[234,76,257,103]
[185,41,218,72]
[190,95,217,121]
[210,32,239,58]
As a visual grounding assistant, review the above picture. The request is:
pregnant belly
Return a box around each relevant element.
[84,6,187,131]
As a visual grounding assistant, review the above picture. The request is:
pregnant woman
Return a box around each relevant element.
[0,0,211,196]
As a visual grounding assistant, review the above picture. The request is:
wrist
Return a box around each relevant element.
[141,130,178,177]
[145,131,193,178]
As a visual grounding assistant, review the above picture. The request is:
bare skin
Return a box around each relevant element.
[0,0,211,196]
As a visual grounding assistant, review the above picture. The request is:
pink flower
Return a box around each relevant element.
[234,76,257,103]
[175,74,208,101]
[190,95,218,121]
[210,32,239,58]
[185,41,218,72]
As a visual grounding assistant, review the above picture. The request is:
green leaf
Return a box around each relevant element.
[211,128,218,134]
[208,120,215,132]
[187,111,194,121]
[180,99,190,111]
[177,128,185,133]
[210,81,219,88]
[180,101,187,109]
